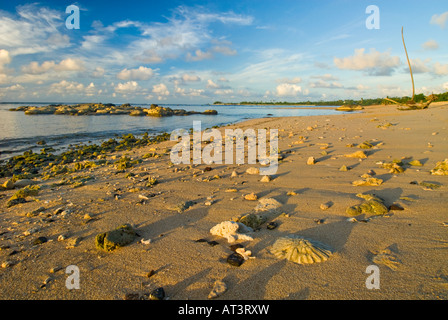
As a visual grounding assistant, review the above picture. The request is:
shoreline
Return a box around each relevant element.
[0,102,447,300]
[0,104,350,162]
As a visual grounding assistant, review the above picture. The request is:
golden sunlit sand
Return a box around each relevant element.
[0,103,447,300]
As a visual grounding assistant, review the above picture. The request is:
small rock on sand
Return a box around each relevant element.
[208,280,227,299]
[344,151,367,159]
[244,193,258,201]
[246,167,260,175]
[320,202,331,210]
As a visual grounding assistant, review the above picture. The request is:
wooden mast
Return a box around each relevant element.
[402,26,415,102]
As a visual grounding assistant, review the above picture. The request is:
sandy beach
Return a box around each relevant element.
[0,102,447,300]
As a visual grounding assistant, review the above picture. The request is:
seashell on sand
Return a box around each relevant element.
[270,235,333,264]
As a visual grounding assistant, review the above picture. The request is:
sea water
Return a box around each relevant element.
[0,103,344,160]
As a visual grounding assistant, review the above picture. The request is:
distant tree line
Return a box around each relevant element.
[213,91,448,106]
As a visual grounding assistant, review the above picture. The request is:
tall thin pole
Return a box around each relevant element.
[402,27,415,102]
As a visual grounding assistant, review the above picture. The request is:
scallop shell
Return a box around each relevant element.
[270,235,333,264]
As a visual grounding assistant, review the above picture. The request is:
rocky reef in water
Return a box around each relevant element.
[9,103,218,117]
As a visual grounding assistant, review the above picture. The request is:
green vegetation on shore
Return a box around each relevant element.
[213,91,448,106]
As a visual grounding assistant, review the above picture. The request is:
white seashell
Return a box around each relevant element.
[270,235,333,264]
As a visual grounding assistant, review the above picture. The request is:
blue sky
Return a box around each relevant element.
[0,0,447,104]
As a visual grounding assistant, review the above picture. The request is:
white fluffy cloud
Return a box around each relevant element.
[115,81,140,93]
[22,61,55,74]
[117,66,154,80]
[276,83,302,97]
[410,58,432,74]
[0,49,12,84]
[433,62,448,76]
[21,58,84,74]
[276,77,302,84]
[406,59,448,76]
[206,79,220,89]
[0,49,11,69]
[152,83,170,96]
[49,80,85,94]
[0,4,69,56]
[56,58,84,72]
[176,86,205,97]
[334,48,401,76]
[190,8,253,25]
[182,74,201,82]
[0,83,25,99]
[212,45,237,56]
[422,40,439,50]
[0,74,9,84]
[3,84,24,91]
[309,80,343,89]
[48,80,103,97]
[430,11,448,29]
[186,49,214,62]
[377,84,408,97]
[214,89,233,95]
[92,67,105,78]
[310,74,339,81]
[185,43,237,62]
[101,6,248,65]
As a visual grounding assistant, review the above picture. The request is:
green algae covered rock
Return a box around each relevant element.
[431,159,448,176]
[346,194,388,216]
[238,213,267,230]
[95,224,137,252]
[12,185,40,198]
[358,141,374,149]
[6,185,41,207]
